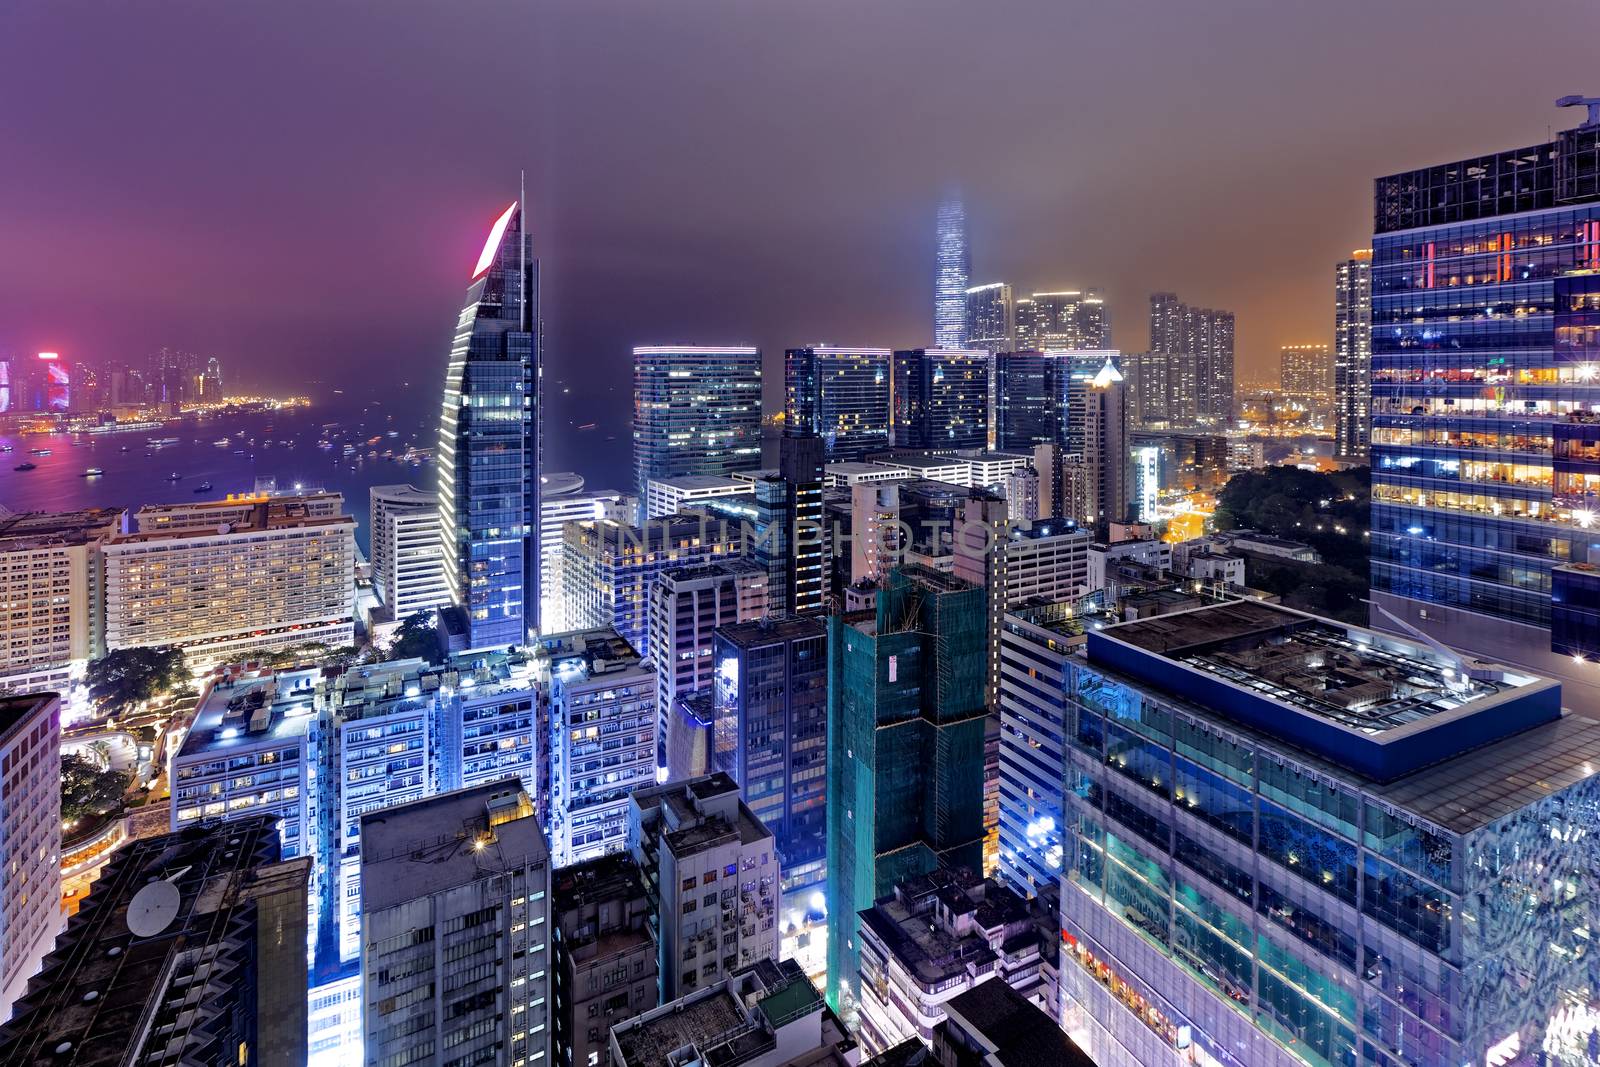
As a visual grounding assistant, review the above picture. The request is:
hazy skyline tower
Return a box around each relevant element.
[437,196,541,649]
[963,282,1014,352]
[1334,249,1373,462]
[935,196,970,347]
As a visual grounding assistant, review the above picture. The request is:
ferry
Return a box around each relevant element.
[194,481,213,493]
[28,447,51,456]
[0,444,11,452]
[214,438,231,447]
[14,462,36,471]
[167,472,182,481]
[147,437,180,448]
[80,468,104,477]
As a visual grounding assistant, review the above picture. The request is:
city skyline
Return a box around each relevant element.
[5,2,1597,471]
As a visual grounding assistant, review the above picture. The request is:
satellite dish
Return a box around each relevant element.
[127,881,181,937]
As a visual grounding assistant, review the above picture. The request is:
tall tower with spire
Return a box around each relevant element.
[436,195,541,650]
[934,196,970,347]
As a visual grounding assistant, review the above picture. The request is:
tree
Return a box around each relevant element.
[387,611,444,665]
[85,646,188,715]
[61,753,129,825]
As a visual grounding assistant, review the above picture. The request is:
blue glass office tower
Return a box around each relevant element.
[935,197,970,347]
[712,615,829,896]
[785,347,891,461]
[1368,114,1600,686]
[633,346,762,507]
[991,350,1059,451]
[438,198,540,650]
[890,348,988,449]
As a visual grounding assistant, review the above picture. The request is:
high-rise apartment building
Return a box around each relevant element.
[648,559,768,771]
[1020,290,1110,351]
[963,283,1015,353]
[1080,359,1130,527]
[560,513,740,659]
[0,508,124,693]
[935,197,970,347]
[785,347,893,461]
[711,616,829,896]
[825,566,988,1016]
[361,781,551,1067]
[104,494,356,667]
[550,854,659,1067]
[539,479,624,635]
[545,628,656,867]
[891,349,989,449]
[1279,343,1334,412]
[627,772,780,1002]
[1056,600,1599,1067]
[1369,115,1600,694]
[0,693,62,1023]
[0,817,309,1066]
[369,484,451,623]
[633,347,763,506]
[1148,293,1234,425]
[1334,249,1373,463]
[438,198,541,650]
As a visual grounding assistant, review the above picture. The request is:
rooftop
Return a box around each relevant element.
[1089,600,1566,787]
[369,483,433,505]
[941,979,1097,1067]
[858,870,1031,987]
[176,667,322,760]
[650,475,755,492]
[545,627,650,685]
[715,614,827,649]
[0,693,57,747]
[0,507,126,550]
[360,779,547,912]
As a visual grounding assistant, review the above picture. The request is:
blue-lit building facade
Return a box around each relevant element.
[785,347,891,461]
[992,350,1060,451]
[1049,600,1600,1067]
[1368,120,1600,691]
[712,615,829,897]
[890,348,989,450]
[437,199,540,649]
[632,346,763,507]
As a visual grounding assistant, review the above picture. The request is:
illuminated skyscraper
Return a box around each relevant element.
[891,348,988,449]
[633,346,762,505]
[1334,249,1373,462]
[437,197,540,650]
[935,197,970,347]
[1370,111,1600,693]
[784,347,891,460]
[963,282,1014,352]
[1280,343,1333,413]
[1021,290,1109,350]
[1148,293,1234,425]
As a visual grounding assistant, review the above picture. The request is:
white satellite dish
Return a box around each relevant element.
[126,881,181,937]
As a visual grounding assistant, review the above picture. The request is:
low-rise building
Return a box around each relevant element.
[931,978,1096,1067]
[854,869,1050,1058]
[1213,528,1320,563]
[551,853,658,1067]
[628,772,780,1002]
[610,958,857,1067]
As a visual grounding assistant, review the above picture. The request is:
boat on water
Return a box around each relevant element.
[194,481,213,493]
[119,445,130,452]
[80,468,104,477]
[147,437,180,447]
[213,438,231,446]
[28,447,51,456]
[13,462,36,471]
[0,444,11,453]
[167,472,182,481]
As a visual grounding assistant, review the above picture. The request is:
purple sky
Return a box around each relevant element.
[3,0,1598,473]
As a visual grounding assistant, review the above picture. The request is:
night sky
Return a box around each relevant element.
[3,0,1598,477]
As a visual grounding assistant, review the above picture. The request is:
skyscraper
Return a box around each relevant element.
[935,197,970,347]
[990,350,1060,451]
[369,484,451,624]
[1334,249,1373,463]
[0,693,62,1024]
[963,283,1014,352]
[825,566,988,1016]
[1081,358,1130,527]
[1148,293,1234,425]
[633,346,763,505]
[890,348,989,449]
[1279,343,1333,412]
[1022,290,1110,350]
[437,197,541,650]
[1369,112,1600,693]
[784,347,891,461]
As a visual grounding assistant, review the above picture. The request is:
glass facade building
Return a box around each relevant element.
[964,282,1015,353]
[1368,124,1600,658]
[935,197,970,347]
[1021,290,1110,351]
[890,348,989,449]
[1334,250,1373,462]
[1052,600,1600,1067]
[992,350,1060,451]
[712,615,829,896]
[784,347,891,461]
[825,566,988,1019]
[633,346,763,507]
[437,199,540,650]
